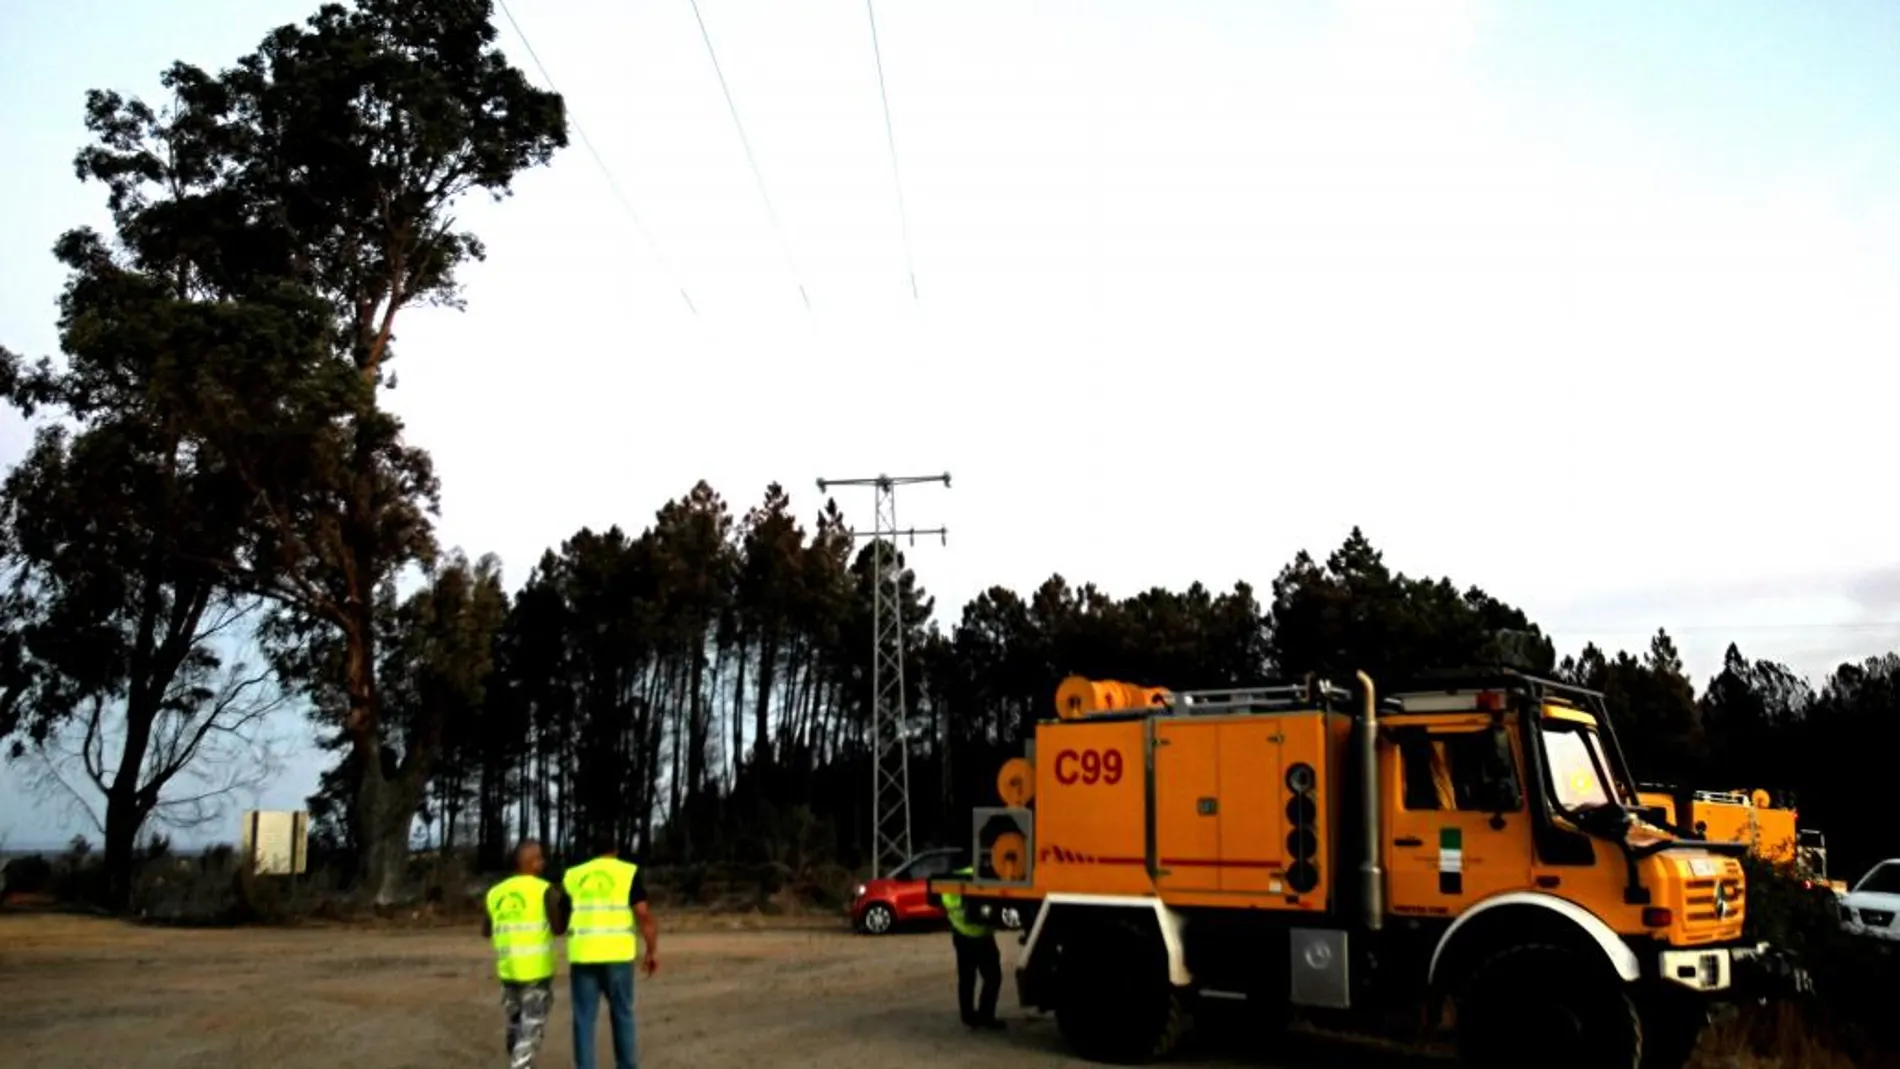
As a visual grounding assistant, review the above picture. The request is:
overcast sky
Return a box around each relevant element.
[1,0,1896,847]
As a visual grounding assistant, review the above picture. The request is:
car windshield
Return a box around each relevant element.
[1857,863,1900,895]
[894,853,956,881]
[1539,722,1617,812]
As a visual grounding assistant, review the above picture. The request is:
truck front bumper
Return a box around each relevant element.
[1655,942,1809,999]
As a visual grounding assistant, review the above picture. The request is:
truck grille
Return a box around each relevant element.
[1860,909,1896,929]
[1685,877,1745,925]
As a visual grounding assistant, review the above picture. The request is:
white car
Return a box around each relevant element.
[1839,858,1900,943]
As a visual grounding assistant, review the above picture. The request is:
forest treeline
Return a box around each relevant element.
[0,1,1893,913]
[332,499,1900,895]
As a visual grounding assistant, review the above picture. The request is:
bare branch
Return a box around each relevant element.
[22,737,106,835]
[194,598,262,644]
[24,635,295,843]
[79,694,109,795]
[147,662,284,790]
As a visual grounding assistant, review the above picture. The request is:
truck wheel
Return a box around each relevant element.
[1054,919,1185,1064]
[1454,944,1641,1069]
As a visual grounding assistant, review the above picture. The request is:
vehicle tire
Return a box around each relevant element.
[1053,918,1186,1064]
[858,903,895,935]
[1454,943,1641,1069]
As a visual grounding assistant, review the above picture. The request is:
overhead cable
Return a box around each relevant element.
[864,0,919,300]
[685,0,813,313]
[497,0,699,316]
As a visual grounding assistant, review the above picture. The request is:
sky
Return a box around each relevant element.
[0,0,1896,848]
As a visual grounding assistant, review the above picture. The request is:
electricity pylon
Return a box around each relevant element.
[814,472,950,878]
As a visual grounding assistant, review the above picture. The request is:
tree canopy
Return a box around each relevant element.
[0,0,567,903]
[355,491,1898,886]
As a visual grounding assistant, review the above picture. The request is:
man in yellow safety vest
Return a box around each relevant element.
[562,831,659,1069]
[483,839,566,1069]
[940,865,1004,1030]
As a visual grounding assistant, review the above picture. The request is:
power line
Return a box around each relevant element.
[863,0,918,301]
[496,0,699,317]
[685,0,812,313]
[1549,621,1900,635]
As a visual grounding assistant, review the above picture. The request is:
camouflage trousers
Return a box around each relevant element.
[501,980,554,1069]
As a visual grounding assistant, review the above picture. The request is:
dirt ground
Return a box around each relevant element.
[0,911,1432,1069]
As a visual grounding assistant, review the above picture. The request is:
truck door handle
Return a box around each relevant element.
[1394,837,1423,847]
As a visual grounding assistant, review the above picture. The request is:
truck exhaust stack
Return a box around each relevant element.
[1356,670,1383,933]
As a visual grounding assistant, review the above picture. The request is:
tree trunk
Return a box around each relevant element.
[535,720,551,849]
[517,748,530,845]
[341,600,413,904]
[443,783,461,852]
[638,664,662,855]
[729,636,747,782]
[687,628,708,798]
[753,622,779,768]
[101,781,147,913]
[478,742,505,870]
[940,685,954,838]
[352,759,418,906]
[777,639,804,759]
[667,653,684,833]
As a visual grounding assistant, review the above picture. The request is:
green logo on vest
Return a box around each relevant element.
[495,890,527,918]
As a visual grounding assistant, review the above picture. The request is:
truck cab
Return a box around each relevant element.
[932,670,1801,1069]
[1382,682,1748,952]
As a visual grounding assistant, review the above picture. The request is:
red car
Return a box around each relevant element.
[849,848,967,935]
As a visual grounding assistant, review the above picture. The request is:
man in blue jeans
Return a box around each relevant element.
[560,832,659,1069]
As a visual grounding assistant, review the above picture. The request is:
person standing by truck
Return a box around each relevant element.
[939,866,1004,1030]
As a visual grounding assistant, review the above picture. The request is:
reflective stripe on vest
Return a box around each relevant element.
[486,874,555,982]
[942,865,989,938]
[563,857,639,964]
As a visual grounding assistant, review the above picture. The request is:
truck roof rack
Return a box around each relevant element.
[1397,667,1607,704]
[1166,682,1352,716]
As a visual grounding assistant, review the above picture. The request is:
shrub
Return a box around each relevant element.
[2,853,53,896]
[1734,855,1900,1063]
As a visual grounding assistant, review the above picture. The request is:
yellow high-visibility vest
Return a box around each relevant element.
[940,866,990,938]
[486,874,555,982]
[563,857,639,964]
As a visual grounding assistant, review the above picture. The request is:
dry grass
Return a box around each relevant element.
[5,910,1890,1069]
[13,848,1895,1069]
[1693,1005,1898,1069]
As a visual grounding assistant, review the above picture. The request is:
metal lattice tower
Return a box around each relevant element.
[815,472,950,878]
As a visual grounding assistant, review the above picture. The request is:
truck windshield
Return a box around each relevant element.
[1539,722,1618,811]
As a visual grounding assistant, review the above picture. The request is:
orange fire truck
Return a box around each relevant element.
[931,670,1803,1069]
[1634,785,1844,893]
